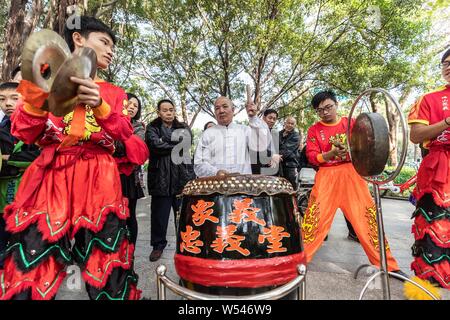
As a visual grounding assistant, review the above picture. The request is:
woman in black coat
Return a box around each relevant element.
[145,99,195,262]
[114,93,146,245]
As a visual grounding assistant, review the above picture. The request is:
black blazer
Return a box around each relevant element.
[145,117,195,196]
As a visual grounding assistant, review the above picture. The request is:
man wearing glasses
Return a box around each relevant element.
[406,48,450,295]
[301,90,402,275]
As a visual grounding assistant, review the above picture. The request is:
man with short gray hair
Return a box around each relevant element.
[194,96,271,177]
[279,116,300,189]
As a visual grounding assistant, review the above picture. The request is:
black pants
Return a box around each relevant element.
[0,216,9,269]
[280,166,297,190]
[345,216,357,237]
[151,195,180,250]
[127,198,138,245]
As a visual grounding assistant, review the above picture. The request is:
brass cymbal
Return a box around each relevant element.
[21,29,71,92]
[47,47,97,117]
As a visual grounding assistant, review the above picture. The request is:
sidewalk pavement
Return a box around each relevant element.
[56,196,449,300]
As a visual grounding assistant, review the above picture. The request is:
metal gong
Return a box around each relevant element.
[347,87,408,185]
[350,112,389,176]
[21,29,71,92]
[47,47,97,117]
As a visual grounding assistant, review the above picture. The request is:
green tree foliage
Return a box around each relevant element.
[121,0,448,129]
[0,0,448,132]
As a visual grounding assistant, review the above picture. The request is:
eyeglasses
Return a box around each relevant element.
[316,104,335,114]
[440,61,450,69]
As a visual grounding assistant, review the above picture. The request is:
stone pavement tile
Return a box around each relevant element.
[306,271,406,300]
[54,197,448,300]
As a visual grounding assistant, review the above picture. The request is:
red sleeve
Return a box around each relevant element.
[115,135,150,176]
[306,125,325,167]
[93,85,133,141]
[124,134,149,165]
[11,100,48,145]
[408,95,430,125]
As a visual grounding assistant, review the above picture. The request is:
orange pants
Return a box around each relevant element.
[301,163,399,271]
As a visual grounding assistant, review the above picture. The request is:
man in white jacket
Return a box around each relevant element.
[194,96,271,177]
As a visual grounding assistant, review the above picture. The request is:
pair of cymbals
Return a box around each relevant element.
[21,29,97,117]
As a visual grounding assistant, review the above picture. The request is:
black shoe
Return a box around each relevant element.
[347,233,359,243]
[324,235,329,241]
[149,249,163,262]
[390,270,409,282]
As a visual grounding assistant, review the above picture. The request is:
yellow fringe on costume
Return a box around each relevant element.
[403,276,441,300]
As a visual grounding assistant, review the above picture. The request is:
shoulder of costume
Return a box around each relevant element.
[97,80,126,96]
[421,85,448,99]
[308,121,321,131]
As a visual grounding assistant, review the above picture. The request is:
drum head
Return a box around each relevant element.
[47,47,97,117]
[182,174,295,196]
[21,29,71,92]
[350,112,389,176]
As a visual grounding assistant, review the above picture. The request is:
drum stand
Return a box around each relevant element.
[348,88,439,300]
[155,264,307,300]
[353,184,439,300]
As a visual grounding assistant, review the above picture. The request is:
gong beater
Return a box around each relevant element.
[347,88,438,300]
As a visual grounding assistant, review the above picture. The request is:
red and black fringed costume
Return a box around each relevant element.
[408,85,450,289]
[0,80,148,300]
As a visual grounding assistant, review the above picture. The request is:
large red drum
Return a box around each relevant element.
[175,174,305,296]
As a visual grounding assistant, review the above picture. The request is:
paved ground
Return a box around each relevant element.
[56,196,449,300]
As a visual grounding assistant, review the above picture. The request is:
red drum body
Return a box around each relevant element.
[175,175,305,296]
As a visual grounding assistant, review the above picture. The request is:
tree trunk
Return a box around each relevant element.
[384,97,399,167]
[188,103,204,129]
[1,0,27,81]
[252,1,279,111]
[180,88,188,124]
[52,0,82,36]
[369,92,378,112]
[1,0,81,81]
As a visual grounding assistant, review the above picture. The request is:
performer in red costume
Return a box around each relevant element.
[302,90,402,274]
[406,48,450,295]
[0,16,148,300]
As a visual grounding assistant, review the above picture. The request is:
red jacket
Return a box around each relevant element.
[306,117,353,168]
